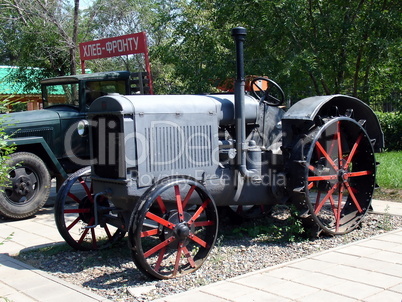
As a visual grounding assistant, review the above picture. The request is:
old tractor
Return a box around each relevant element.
[54,27,383,279]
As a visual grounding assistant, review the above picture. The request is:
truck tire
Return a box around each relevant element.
[0,152,51,219]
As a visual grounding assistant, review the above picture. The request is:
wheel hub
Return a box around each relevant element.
[174,223,190,241]
[337,169,348,182]
[163,211,194,244]
[13,176,32,196]
[78,197,94,223]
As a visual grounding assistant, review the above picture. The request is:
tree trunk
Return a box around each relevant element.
[353,32,369,98]
[70,0,80,75]
[309,72,321,95]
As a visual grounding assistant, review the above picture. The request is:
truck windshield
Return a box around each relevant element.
[43,83,79,108]
[42,79,127,108]
[84,80,127,105]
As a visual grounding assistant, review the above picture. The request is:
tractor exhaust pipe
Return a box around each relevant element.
[232,27,261,181]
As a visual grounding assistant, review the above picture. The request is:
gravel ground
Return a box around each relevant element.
[15,209,402,302]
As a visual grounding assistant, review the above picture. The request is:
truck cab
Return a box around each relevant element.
[0,71,149,219]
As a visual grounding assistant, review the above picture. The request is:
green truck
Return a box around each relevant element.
[1,71,149,219]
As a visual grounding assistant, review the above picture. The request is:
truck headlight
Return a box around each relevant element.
[77,119,89,136]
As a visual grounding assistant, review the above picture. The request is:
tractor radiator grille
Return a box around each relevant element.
[91,112,218,186]
[144,124,213,173]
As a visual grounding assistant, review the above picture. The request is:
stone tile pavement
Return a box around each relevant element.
[0,199,401,302]
[153,227,402,302]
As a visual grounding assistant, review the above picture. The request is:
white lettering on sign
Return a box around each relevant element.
[82,37,140,58]
[105,37,139,54]
[80,33,145,60]
[82,43,102,57]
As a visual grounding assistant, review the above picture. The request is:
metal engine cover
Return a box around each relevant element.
[88,93,258,188]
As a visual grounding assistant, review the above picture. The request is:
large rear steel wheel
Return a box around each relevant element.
[291,117,376,235]
[54,167,125,250]
[129,176,218,279]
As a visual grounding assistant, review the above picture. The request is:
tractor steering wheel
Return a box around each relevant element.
[250,77,285,106]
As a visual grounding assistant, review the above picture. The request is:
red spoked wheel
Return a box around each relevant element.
[54,167,125,250]
[293,117,376,235]
[129,176,218,279]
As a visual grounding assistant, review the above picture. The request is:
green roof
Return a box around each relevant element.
[1,67,130,96]
[0,66,41,95]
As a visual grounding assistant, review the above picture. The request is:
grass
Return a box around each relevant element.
[28,243,72,255]
[220,205,306,243]
[373,151,402,202]
[375,151,402,188]
[0,232,14,246]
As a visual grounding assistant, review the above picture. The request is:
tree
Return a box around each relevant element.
[80,0,161,73]
[266,0,402,104]
[152,0,401,107]
[0,0,81,90]
[150,0,240,93]
[0,0,400,107]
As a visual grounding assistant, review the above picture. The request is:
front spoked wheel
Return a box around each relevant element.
[54,167,125,250]
[292,117,376,235]
[129,176,218,279]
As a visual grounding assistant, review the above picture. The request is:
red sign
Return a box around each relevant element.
[78,32,153,94]
[79,32,147,60]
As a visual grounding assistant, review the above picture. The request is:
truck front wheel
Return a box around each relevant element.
[0,152,51,219]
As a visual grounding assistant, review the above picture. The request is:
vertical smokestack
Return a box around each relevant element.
[232,27,247,171]
[232,27,259,180]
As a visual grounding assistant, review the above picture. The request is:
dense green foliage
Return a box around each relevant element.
[1,0,81,91]
[0,101,16,188]
[375,151,402,189]
[376,111,402,150]
[151,0,401,104]
[0,0,400,108]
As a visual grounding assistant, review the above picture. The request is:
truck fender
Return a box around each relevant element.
[281,94,384,152]
[6,137,68,181]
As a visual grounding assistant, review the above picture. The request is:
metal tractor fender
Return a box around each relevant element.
[281,94,384,152]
